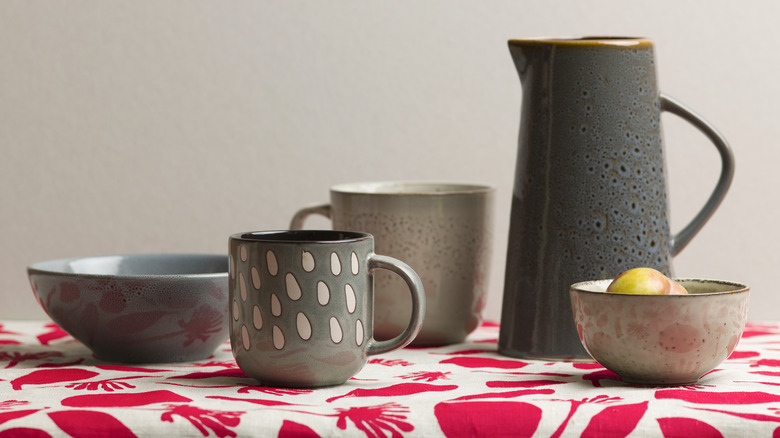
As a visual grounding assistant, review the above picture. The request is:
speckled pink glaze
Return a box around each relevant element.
[570,279,749,385]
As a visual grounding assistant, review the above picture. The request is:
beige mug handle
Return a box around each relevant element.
[290,203,332,230]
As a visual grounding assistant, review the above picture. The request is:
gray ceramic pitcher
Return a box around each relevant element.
[499,37,734,360]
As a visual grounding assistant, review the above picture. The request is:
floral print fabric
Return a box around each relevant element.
[0,321,779,437]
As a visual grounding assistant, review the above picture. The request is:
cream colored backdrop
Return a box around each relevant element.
[1,1,775,322]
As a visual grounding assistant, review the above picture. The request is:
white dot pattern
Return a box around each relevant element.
[330,252,341,275]
[302,251,315,272]
[266,250,278,276]
[234,246,369,357]
[253,305,263,330]
[241,325,250,350]
[329,317,343,343]
[356,319,364,346]
[239,272,247,302]
[285,273,302,300]
[297,312,312,340]
[351,252,359,275]
[271,294,282,317]
[272,325,285,349]
[317,281,330,306]
[251,267,261,290]
[345,284,356,313]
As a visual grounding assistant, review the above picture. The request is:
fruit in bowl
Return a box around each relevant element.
[570,272,749,385]
[607,267,688,295]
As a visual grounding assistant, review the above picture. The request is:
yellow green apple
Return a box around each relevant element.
[606,267,688,295]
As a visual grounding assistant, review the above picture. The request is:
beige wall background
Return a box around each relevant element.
[1,1,775,322]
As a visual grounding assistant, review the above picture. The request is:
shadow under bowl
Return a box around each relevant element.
[570,278,749,385]
[28,253,229,363]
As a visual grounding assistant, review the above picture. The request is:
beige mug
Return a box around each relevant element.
[291,181,494,345]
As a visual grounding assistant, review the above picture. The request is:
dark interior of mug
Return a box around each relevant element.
[239,230,370,243]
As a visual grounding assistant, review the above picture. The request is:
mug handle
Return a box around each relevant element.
[290,203,332,230]
[660,94,735,255]
[365,254,426,355]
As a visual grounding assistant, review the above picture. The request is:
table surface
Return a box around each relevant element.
[0,321,779,437]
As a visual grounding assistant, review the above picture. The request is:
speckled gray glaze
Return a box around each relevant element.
[290,182,494,346]
[229,230,424,387]
[500,37,734,360]
[27,254,229,363]
[570,279,749,385]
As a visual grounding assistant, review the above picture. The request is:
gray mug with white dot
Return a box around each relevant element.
[229,230,425,388]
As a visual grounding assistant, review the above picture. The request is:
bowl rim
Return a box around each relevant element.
[27,253,228,280]
[570,278,749,296]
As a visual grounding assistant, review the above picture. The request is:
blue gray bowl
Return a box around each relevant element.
[28,253,229,363]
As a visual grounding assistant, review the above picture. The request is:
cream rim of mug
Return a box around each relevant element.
[330,181,494,196]
[234,230,372,244]
[509,37,651,47]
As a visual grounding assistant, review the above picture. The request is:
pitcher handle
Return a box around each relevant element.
[365,254,425,355]
[289,203,332,230]
[660,94,735,255]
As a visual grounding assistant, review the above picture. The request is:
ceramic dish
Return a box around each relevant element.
[28,253,229,363]
[570,279,749,385]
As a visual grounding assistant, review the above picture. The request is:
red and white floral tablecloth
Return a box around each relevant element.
[1,321,780,437]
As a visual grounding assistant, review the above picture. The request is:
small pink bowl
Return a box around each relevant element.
[570,278,749,385]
